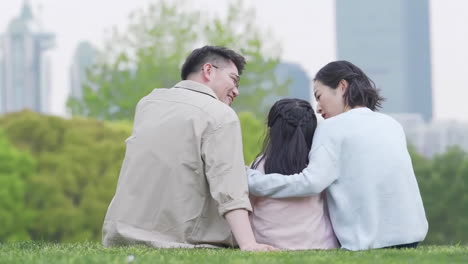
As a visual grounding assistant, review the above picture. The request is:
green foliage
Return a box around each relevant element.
[0,110,267,242]
[1,242,467,264]
[202,1,288,115]
[0,131,35,242]
[67,0,287,120]
[0,111,131,242]
[412,146,468,245]
[238,112,266,165]
[1,111,468,245]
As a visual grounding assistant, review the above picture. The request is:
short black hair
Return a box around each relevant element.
[314,60,385,111]
[180,46,246,80]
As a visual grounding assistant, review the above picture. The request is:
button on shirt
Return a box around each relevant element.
[102,80,252,248]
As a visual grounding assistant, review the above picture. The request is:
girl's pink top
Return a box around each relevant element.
[250,161,339,250]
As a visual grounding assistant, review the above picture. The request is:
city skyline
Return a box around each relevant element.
[0,1,54,114]
[0,0,467,121]
[392,113,468,157]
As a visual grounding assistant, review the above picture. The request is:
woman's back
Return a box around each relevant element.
[316,108,428,250]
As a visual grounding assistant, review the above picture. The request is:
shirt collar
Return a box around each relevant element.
[348,106,372,113]
[173,80,218,100]
[348,107,372,114]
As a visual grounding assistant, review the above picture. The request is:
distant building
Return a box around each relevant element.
[275,62,311,101]
[391,113,426,152]
[392,113,468,157]
[424,121,468,157]
[0,1,55,114]
[0,44,3,111]
[336,0,433,121]
[261,62,312,111]
[70,41,99,99]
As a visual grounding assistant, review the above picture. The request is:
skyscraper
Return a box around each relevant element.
[70,41,99,99]
[275,62,311,101]
[0,1,55,114]
[261,62,312,112]
[335,0,433,121]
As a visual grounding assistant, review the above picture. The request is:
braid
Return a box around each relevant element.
[281,110,301,127]
[253,98,317,175]
[298,107,315,127]
[279,104,315,128]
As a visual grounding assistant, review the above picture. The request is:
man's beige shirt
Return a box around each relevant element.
[102,80,252,248]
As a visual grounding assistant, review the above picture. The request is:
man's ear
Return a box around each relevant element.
[201,63,214,82]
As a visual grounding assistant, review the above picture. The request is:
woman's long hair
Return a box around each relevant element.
[251,98,317,175]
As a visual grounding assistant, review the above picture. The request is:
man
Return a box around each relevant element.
[102,46,274,251]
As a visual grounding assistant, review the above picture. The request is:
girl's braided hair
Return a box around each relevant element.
[251,98,318,175]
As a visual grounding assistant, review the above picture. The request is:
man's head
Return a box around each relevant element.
[181,46,246,105]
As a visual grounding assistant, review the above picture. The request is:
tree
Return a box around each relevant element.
[0,111,131,242]
[238,112,266,164]
[2,111,468,245]
[0,130,36,242]
[0,110,267,242]
[412,146,468,245]
[68,0,287,120]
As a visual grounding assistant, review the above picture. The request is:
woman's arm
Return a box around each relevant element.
[248,144,338,198]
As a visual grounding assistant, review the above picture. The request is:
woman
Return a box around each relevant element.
[250,98,339,250]
[247,61,428,251]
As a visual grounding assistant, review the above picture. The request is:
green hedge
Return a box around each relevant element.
[0,111,130,242]
[0,111,467,245]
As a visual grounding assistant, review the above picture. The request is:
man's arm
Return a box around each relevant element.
[224,209,275,251]
[202,117,275,251]
[248,144,338,198]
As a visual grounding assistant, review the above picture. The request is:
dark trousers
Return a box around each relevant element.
[384,242,419,249]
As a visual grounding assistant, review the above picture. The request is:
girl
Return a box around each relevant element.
[249,98,339,250]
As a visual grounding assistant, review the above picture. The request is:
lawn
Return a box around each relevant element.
[0,242,467,264]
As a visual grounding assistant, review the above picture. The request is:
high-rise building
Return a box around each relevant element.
[0,1,55,114]
[275,62,311,102]
[70,41,99,99]
[0,43,4,112]
[336,0,433,121]
[260,62,312,113]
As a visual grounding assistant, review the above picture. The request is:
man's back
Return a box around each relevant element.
[102,80,252,248]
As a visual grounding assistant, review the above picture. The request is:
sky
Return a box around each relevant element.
[0,0,467,121]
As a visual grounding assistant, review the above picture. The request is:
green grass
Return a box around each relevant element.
[0,242,467,264]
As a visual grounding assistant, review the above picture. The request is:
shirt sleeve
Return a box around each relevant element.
[202,119,252,216]
[248,124,339,198]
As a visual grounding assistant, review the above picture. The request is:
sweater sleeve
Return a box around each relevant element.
[248,123,339,198]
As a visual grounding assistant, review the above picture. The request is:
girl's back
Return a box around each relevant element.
[250,98,339,250]
[250,160,338,250]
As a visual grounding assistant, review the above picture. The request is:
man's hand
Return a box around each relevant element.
[240,242,277,251]
[224,209,277,251]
